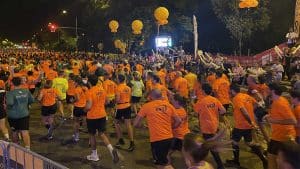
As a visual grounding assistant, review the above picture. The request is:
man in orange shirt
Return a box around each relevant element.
[227,84,267,169]
[157,67,166,86]
[193,83,226,169]
[263,83,297,169]
[72,76,88,142]
[291,90,300,144]
[174,71,188,98]
[37,80,61,140]
[103,72,117,117]
[150,75,170,101]
[134,89,181,169]
[212,70,230,111]
[84,74,119,163]
[206,69,216,86]
[114,74,135,151]
[45,65,58,81]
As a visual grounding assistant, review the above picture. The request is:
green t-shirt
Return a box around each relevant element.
[6,89,34,119]
[130,80,144,97]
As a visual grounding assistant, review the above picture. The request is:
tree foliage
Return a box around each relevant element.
[211,0,271,55]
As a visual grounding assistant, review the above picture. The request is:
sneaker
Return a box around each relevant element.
[127,142,135,152]
[47,135,53,140]
[225,160,240,167]
[87,154,99,162]
[72,135,79,142]
[115,138,125,148]
[112,149,119,163]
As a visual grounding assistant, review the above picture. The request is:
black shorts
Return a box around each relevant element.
[267,139,284,155]
[0,110,6,119]
[8,116,30,131]
[66,95,75,104]
[41,104,57,116]
[115,107,131,120]
[73,107,86,117]
[223,104,230,112]
[151,138,173,166]
[131,96,141,103]
[170,138,183,151]
[254,107,267,123]
[86,117,106,135]
[106,99,116,108]
[231,128,253,143]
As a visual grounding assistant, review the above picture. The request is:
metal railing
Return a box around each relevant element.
[0,140,68,169]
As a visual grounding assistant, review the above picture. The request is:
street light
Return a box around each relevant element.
[62,10,67,14]
[61,9,78,51]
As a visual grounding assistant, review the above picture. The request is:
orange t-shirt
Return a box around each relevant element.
[206,74,216,86]
[174,77,188,98]
[46,70,58,80]
[270,96,296,141]
[157,70,166,86]
[67,80,76,96]
[27,76,36,89]
[194,81,205,101]
[88,65,97,74]
[136,64,144,75]
[72,65,80,75]
[212,78,230,105]
[232,93,256,129]
[103,79,117,100]
[40,88,59,106]
[194,95,223,134]
[74,86,87,108]
[86,86,107,119]
[294,105,300,137]
[257,84,270,99]
[172,107,190,139]
[0,80,5,89]
[116,83,131,109]
[138,100,177,142]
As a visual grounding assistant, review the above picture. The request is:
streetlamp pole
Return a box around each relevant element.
[76,16,78,51]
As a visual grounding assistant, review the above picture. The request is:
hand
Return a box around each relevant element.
[262,114,270,123]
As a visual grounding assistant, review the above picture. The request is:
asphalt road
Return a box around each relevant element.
[26,103,264,169]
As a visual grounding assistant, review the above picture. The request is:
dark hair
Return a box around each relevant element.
[118,74,126,83]
[69,73,75,80]
[215,70,223,78]
[183,133,217,163]
[88,74,98,86]
[11,77,21,86]
[230,83,240,93]
[268,83,283,96]
[152,75,160,83]
[202,83,212,95]
[74,76,82,86]
[279,141,300,169]
[173,94,187,107]
[27,71,33,76]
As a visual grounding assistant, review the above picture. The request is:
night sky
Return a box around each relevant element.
[0,0,72,42]
[0,0,295,54]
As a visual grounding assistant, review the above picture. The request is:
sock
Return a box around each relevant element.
[74,132,79,140]
[250,145,267,163]
[92,149,97,156]
[210,151,224,168]
[4,133,9,139]
[107,144,114,155]
[130,141,134,145]
[48,125,54,136]
[232,144,240,163]
[25,146,30,150]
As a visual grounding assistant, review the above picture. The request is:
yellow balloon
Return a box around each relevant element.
[154,7,169,25]
[132,20,143,35]
[114,39,122,48]
[109,20,119,33]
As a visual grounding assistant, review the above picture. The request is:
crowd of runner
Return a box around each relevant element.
[0,48,300,169]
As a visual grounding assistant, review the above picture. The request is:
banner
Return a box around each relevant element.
[294,0,300,35]
[193,15,198,58]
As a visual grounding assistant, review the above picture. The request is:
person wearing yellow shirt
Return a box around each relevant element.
[184,68,197,95]
[52,71,68,119]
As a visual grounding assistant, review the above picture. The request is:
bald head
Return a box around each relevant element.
[149,89,163,100]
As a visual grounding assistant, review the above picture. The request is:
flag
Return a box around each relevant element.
[193,15,198,58]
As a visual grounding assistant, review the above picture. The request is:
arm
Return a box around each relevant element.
[37,91,43,102]
[133,115,143,128]
[172,115,182,129]
[240,107,255,126]
[84,100,92,112]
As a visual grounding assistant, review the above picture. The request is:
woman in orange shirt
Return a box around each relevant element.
[37,80,60,140]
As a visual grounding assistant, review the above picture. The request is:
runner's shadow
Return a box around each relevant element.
[135,159,154,168]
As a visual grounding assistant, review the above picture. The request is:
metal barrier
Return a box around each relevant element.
[0,141,69,169]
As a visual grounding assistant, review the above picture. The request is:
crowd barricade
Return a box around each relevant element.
[0,140,68,169]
